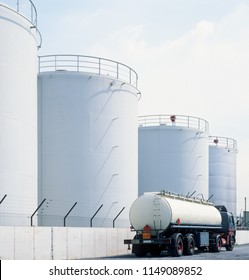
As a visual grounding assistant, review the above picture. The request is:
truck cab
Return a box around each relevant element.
[215,205,236,251]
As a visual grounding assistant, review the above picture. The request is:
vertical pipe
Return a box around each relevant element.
[99,58,101,75]
[77,55,79,72]
[38,56,40,73]
[31,3,33,23]
[54,55,57,71]
[245,197,247,227]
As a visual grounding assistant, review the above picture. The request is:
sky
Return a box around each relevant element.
[32,0,249,215]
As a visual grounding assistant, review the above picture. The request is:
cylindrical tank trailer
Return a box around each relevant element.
[124,192,236,257]
[129,192,222,232]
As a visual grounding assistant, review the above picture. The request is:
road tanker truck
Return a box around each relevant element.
[124,191,236,257]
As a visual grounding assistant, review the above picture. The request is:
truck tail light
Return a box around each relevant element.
[142,232,151,239]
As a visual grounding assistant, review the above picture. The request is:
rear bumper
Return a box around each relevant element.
[124,238,171,245]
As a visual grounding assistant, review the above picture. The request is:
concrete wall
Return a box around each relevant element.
[0,226,248,260]
[236,230,249,245]
[0,226,134,260]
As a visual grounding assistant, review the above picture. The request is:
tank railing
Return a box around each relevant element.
[138,114,209,133]
[158,190,213,205]
[209,136,237,150]
[0,0,37,26]
[38,55,138,87]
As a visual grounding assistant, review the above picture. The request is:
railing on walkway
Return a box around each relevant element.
[138,114,209,133]
[38,55,138,87]
[209,136,237,150]
[1,0,42,48]
[0,0,37,26]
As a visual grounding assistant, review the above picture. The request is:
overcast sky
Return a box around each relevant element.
[33,0,249,214]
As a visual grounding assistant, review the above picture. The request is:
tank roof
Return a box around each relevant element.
[1,0,37,26]
[38,54,138,88]
[0,0,42,48]
[209,136,237,150]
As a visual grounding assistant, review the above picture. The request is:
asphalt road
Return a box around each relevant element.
[95,244,249,260]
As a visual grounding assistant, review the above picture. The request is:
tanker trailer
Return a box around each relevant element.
[124,191,236,257]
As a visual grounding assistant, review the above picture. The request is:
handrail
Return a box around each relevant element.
[0,0,37,26]
[138,114,209,133]
[209,136,237,150]
[0,1,41,48]
[38,55,138,88]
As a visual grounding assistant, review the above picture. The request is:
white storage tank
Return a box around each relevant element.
[138,115,209,199]
[38,55,139,227]
[0,1,40,225]
[209,136,238,216]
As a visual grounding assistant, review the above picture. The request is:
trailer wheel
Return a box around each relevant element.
[132,234,148,257]
[225,235,235,251]
[184,234,195,255]
[171,233,184,257]
[133,245,148,257]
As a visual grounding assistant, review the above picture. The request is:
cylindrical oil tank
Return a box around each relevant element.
[38,55,139,227]
[0,1,39,225]
[209,136,238,216]
[129,192,222,234]
[138,115,209,199]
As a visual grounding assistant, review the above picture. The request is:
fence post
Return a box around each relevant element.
[90,204,103,227]
[31,198,46,226]
[113,207,125,228]
[64,202,77,227]
[0,194,7,205]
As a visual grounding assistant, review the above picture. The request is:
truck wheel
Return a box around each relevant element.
[172,234,184,257]
[213,235,222,252]
[225,235,235,251]
[184,234,195,255]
